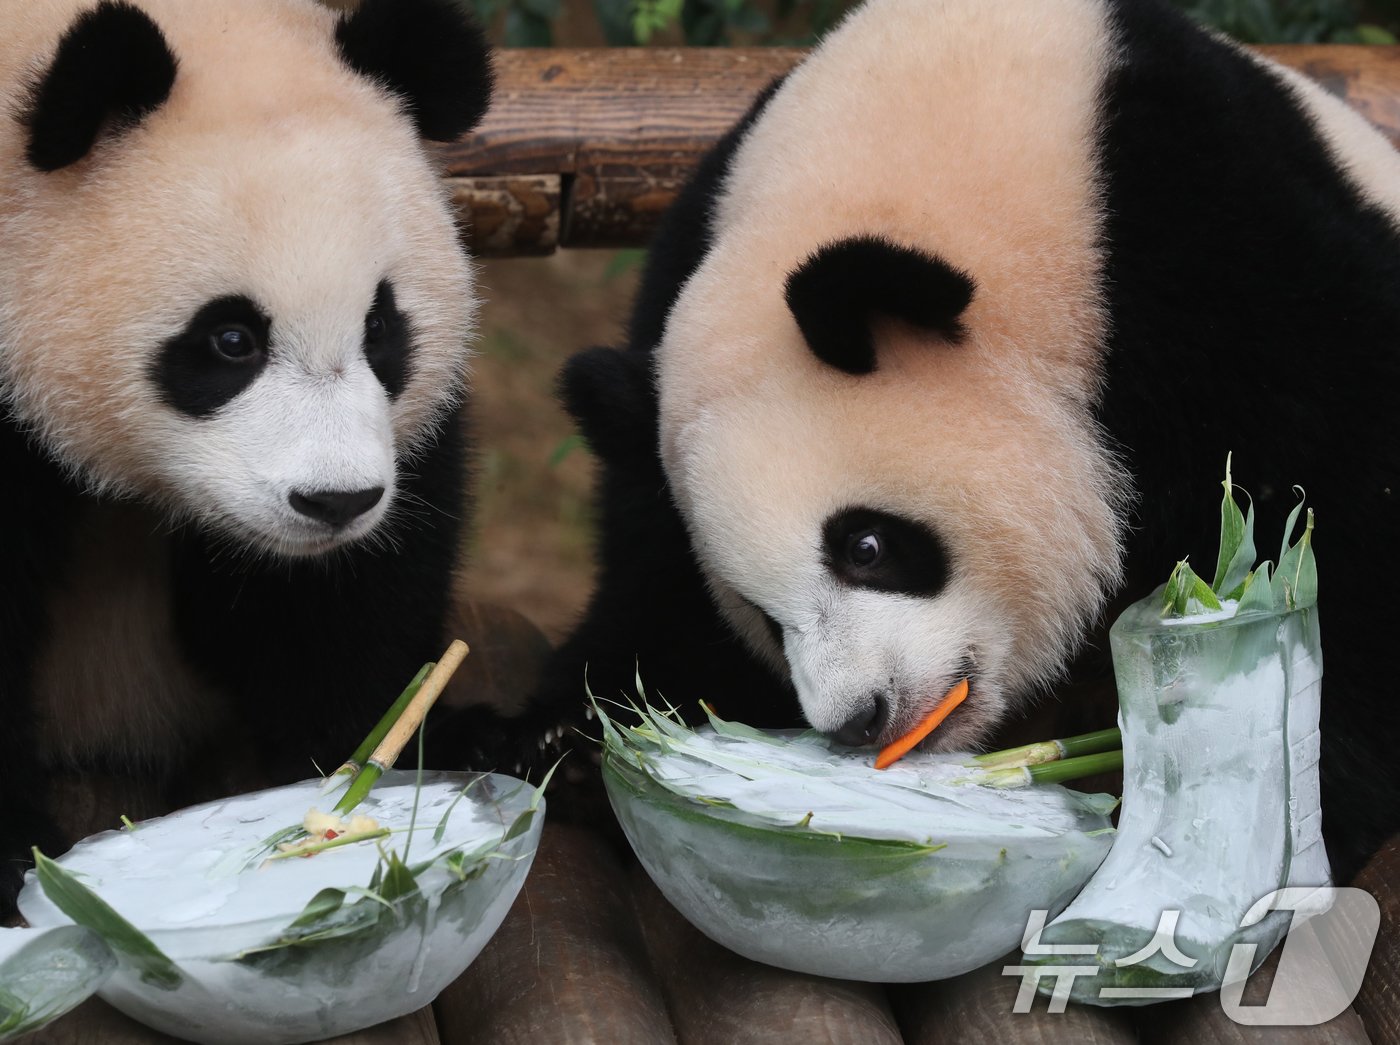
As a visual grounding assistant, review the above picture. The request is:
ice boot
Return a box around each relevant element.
[1025,593,1329,1005]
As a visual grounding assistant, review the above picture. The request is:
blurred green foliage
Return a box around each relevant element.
[1173,0,1398,42]
[468,0,1397,46]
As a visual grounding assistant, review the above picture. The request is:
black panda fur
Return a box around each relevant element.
[482,0,1400,882]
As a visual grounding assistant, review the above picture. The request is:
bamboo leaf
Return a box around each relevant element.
[1273,494,1315,610]
[1186,565,1223,612]
[1212,453,1246,591]
[1237,562,1276,615]
[1217,496,1256,598]
[1162,559,1189,614]
[31,850,181,991]
[285,888,345,929]
[1278,486,1307,566]
[378,850,420,904]
[501,808,537,845]
[1276,508,1317,610]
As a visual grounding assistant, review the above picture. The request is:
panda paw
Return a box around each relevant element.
[424,703,600,783]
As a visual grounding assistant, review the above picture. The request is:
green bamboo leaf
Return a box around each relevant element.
[1274,508,1317,610]
[1278,486,1307,565]
[1237,562,1277,615]
[501,808,537,845]
[433,776,483,845]
[31,851,181,991]
[378,850,420,904]
[1162,559,1189,614]
[1204,453,1259,598]
[286,888,345,929]
[1273,493,1314,609]
[1187,567,1222,612]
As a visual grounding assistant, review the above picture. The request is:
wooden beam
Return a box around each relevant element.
[446,46,1400,256]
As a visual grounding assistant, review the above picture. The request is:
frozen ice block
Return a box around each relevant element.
[601,706,1117,982]
[1030,591,1328,1003]
[18,770,542,1044]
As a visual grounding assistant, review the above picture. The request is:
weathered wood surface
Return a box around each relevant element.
[449,46,1400,255]
[24,998,440,1045]
[434,823,676,1045]
[889,957,1136,1045]
[1349,837,1400,1045]
[1137,945,1371,1045]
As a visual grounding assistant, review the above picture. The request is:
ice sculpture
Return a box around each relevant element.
[1028,466,1328,1004]
[18,771,542,1045]
[601,702,1117,982]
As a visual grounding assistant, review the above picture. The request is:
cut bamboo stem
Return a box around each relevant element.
[978,749,1124,789]
[971,727,1122,770]
[322,661,435,793]
[333,640,470,815]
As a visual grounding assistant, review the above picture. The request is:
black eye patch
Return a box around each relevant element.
[152,296,271,418]
[364,280,410,399]
[822,507,951,596]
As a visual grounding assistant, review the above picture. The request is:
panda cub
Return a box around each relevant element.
[517,0,1400,882]
[0,0,491,915]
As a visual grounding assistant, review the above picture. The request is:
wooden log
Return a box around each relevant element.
[433,823,676,1045]
[1136,944,1370,1045]
[1348,834,1400,1045]
[888,957,1136,1045]
[26,997,439,1045]
[446,46,1400,255]
[629,862,903,1045]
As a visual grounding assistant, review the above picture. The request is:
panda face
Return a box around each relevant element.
[657,0,1128,751]
[0,0,481,556]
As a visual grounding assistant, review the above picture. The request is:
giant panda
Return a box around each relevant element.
[486,0,1400,882]
[0,0,492,916]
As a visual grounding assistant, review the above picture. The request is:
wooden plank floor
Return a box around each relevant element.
[28,821,1398,1045]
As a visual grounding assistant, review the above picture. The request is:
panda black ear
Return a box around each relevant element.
[558,347,657,464]
[336,0,494,142]
[23,1,177,172]
[784,236,975,376]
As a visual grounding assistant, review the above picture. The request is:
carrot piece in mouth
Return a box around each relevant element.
[874,678,970,770]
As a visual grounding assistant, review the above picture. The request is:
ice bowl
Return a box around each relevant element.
[0,925,116,1041]
[18,770,542,1045]
[601,706,1116,982]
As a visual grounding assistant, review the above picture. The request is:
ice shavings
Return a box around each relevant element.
[632,723,1115,847]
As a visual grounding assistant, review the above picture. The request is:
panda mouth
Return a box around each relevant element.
[888,654,977,749]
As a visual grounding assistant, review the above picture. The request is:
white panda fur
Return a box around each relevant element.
[0,0,491,915]
[516,0,1400,882]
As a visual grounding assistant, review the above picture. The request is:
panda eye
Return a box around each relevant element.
[210,324,259,362]
[365,311,388,344]
[822,507,950,596]
[847,530,882,567]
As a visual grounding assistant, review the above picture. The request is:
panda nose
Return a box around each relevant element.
[288,486,384,528]
[830,693,888,748]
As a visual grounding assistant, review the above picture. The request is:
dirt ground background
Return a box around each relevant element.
[457,252,641,643]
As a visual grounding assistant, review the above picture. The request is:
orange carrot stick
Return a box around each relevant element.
[874,678,970,770]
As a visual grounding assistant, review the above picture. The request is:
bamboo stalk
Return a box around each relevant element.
[971,727,1122,770]
[333,640,470,815]
[322,661,434,793]
[978,749,1123,789]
